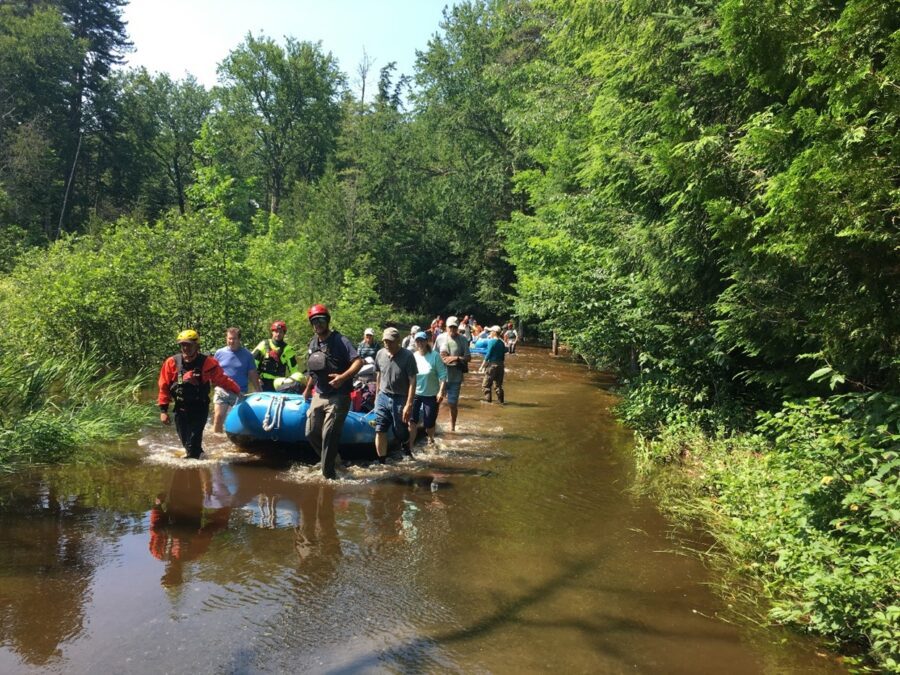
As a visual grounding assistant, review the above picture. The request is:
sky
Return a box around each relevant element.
[121,0,455,95]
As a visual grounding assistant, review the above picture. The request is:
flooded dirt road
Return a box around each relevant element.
[0,348,842,673]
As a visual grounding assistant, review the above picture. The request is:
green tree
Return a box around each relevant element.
[412,0,531,315]
[211,33,345,215]
[120,69,212,216]
[55,0,131,232]
[0,4,82,240]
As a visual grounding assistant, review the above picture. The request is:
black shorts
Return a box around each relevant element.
[411,394,439,428]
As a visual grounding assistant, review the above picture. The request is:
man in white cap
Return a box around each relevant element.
[357,327,378,360]
[434,316,470,431]
[401,325,421,351]
[373,326,418,461]
[481,325,507,404]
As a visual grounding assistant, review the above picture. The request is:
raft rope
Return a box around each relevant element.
[261,395,285,432]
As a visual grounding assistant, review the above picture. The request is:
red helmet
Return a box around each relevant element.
[307,304,330,322]
[270,320,287,332]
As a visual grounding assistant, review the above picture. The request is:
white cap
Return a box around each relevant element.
[364,328,374,336]
[446,316,459,327]
[489,325,501,333]
[411,325,421,333]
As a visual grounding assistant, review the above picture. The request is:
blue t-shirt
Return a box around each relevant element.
[413,349,447,397]
[214,346,257,392]
[484,338,507,364]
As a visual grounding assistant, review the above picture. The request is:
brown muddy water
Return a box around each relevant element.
[0,348,844,674]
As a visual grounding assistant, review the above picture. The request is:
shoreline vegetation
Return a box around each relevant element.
[0,353,151,472]
[627,394,899,671]
[0,0,896,670]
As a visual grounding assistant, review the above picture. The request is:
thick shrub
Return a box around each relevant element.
[638,394,900,670]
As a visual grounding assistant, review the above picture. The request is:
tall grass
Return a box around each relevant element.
[0,351,152,470]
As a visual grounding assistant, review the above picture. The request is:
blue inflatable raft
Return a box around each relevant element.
[469,338,490,356]
[225,392,388,460]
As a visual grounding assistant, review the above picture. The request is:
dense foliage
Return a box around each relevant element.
[0,0,897,666]
[0,351,149,469]
[502,0,899,415]
[487,0,898,666]
[637,394,900,669]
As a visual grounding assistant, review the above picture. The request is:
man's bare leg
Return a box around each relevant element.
[375,431,388,461]
[213,404,230,433]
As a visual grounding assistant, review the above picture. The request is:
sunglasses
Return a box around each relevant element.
[310,316,328,325]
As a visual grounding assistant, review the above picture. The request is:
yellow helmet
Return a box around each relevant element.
[176,329,200,343]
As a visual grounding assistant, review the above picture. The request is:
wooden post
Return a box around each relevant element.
[551,331,559,356]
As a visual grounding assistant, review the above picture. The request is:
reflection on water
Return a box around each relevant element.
[149,468,233,587]
[0,348,846,673]
[0,480,95,666]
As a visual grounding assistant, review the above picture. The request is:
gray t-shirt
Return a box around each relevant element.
[435,333,470,384]
[374,347,418,396]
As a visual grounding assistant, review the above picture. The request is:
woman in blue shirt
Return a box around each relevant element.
[408,331,447,449]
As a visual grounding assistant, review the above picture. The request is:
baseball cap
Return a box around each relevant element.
[446,316,459,327]
[364,328,374,336]
[382,327,401,342]
[414,331,428,341]
[489,325,501,333]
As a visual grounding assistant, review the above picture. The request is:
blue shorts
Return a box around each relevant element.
[411,395,439,428]
[374,391,410,442]
[444,380,462,405]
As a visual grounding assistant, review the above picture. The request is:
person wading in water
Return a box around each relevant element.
[158,329,240,459]
[302,304,363,479]
[434,316,470,431]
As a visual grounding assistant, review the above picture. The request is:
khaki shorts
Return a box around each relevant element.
[214,387,239,407]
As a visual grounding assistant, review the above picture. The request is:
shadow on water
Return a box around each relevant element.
[324,555,751,674]
[0,482,96,666]
[367,474,454,489]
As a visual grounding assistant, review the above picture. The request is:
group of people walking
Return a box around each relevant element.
[158,306,515,479]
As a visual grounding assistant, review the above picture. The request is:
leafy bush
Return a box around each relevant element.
[637,394,900,670]
[333,257,397,343]
[617,377,754,438]
[0,210,335,372]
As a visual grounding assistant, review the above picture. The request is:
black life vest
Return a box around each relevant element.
[170,353,209,408]
[307,333,343,382]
